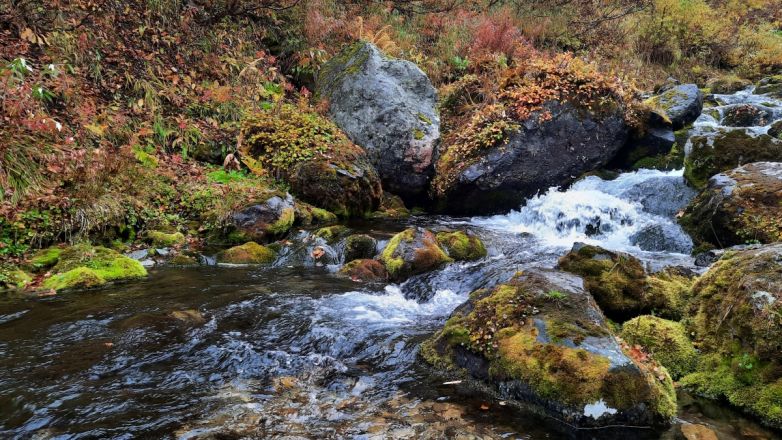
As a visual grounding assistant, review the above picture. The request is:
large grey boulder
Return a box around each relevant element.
[317,42,440,201]
[620,176,697,217]
[630,224,693,254]
[645,84,703,129]
[436,101,629,215]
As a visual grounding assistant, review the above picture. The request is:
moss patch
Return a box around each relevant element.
[30,247,63,270]
[436,231,487,261]
[620,316,697,379]
[313,225,349,241]
[0,266,33,290]
[218,242,277,264]
[43,267,106,291]
[146,230,186,247]
[49,244,147,287]
[380,228,452,281]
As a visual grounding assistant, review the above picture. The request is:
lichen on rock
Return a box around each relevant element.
[435,230,487,261]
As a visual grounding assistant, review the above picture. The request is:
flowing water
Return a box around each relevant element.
[2,89,781,440]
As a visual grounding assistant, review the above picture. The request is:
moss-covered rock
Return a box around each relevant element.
[218,242,277,264]
[231,193,296,241]
[43,267,106,291]
[338,259,388,282]
[684,130,782,189]
[644,84,703,130]
[293,201,338,227]
[240,105,383,218]
[755,75,782,97]
[344,234,377,262]
[680,162,782,248]
[45,244,147,290]
[720,104,773,127]
[707,75,751,94]
[313,225,348,242]
[380,228,452,281]
[0,265,33,290]
[435,230,487,261]
[422,269,676,428]
[680,243,782,428]
[768,120,782,140]
[169,254,199,266]
[146,230,186,247]
[369,192,411,219]
[29,247,63,270]
[558,244,687,320]
[620,316,698,379]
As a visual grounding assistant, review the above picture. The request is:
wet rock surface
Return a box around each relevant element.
[646,84,704,129]
[230,193,295,241]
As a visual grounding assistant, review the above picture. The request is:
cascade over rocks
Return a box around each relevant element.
[421,268,676,429]
[680,162,782,248]
[317,42,440,201]
[435,101,629,215]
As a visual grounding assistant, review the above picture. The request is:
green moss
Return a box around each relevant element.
[218,242,276,264]
[313,225,348,241]
[43,267,106,291]
[620,316,698,379]
[380,228,415,277]
[317,42,372,99]
[645,269,694,319]
[708,75,751,94]
[50,244,147,284]
[169,254,199,266]
[267,206,295,235]
[30,247,63,270]
[311,207,337,224]
[413,128,425,140]
[146,230,186,247]
[417,113,433,125]
[380,228,452,280]
[436,231,487,261]
[344,234,377,261]
[0,266,33,289]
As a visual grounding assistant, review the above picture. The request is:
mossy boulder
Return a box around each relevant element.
[146,230,186,247]
[755,75,782,97]
[380,228,452,281]
[720,104,773,127]
[558,244,690,320]
[610,127,677,171]
[169,254,199,266]
[644,84,703,130]
[684,130,782,189]
[620,316,698,379]
[708,75,751,94]
[40,243,147,291]
[680,243,782,428]
[421,269,676,428]
[769,120,782,139]
[241,105,383,217]
[230,193,296,242]
[435,230,487,261]
[293,201,338,227]
[369,192,411,219]
[0,265,33,290]
[313,225,349,242]
[680,162,782,248]
[218,242,277,265]
[344,234,377,262]
[316,42,440,201]
[338,259,388,282]
[29,247,63,270]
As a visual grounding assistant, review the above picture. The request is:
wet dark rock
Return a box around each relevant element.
[680,162,782,248]
[684,130,782,189]
[755,75,782,97]
[317,42,440,201]
[621,176,697,217]
[708,76,751,94]
[646,84,703,130]
[720,104,773,127]
[630,224,693,254]
[230,193,295,241]
[436,101,629,215]
[343,234,377,262]
[611,127,676,170]
[769,120,782,139]
[421,268,676,429]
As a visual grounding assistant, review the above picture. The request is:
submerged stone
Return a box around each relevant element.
[421,269,676,429]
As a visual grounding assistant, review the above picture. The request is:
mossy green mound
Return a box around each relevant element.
[435,230,487,261]
[680,243,782,428]
[50,244,147,285]
[338,259,388,282]
[620,316,698,379]
[43,267,106,291]
[30,247,63,270]
[558,244,686,320]
[380,228,452,281]
[146,230,186,247]
[708,75,751,94]
[369,192,411,219]
[684,130,782,189]
[0,266,33,290]
[313,225,349,241]
[218,242,277,264]
[344,234,377,262]
[422,269,676,427]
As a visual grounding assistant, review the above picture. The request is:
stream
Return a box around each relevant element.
[1,88,781,439]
